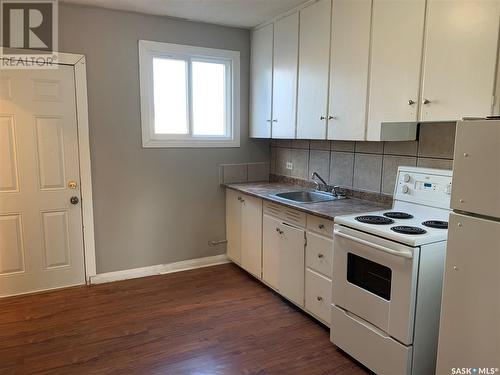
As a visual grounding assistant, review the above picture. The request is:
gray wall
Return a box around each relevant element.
[59,3,269,273]
[271,123,456,195]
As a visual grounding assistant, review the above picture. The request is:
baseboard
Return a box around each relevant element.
[90,254,230,285]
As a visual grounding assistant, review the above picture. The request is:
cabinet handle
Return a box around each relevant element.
[328,115,335,120]
[408,99,415,105]
[276,228,283,235]
[423,98,431,105]
[318,224,325,229]
[317,253,324,259]
[320,116,326,120]
[266,119,272,123]
[272,119,278,123]
[317,296,323,302]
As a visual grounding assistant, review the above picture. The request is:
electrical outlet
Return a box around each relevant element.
[286,162,293,170]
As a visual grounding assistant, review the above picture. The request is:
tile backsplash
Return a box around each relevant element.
[220,162,270,184]
[270,122,455,196]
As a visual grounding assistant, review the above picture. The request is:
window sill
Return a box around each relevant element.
[142,138,240,148]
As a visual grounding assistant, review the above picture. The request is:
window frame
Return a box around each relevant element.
[139,40,240,148]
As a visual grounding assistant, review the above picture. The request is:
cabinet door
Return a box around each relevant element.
[240,194,263,278]
[272,12,299,139]
[226,189,241,264]
[262,215,281,289]
[296,0,332,139]
[250,23,273,138]
[366,0,426,141]
[420,0,500,121]
[436,213,500,372]
[279,223,305,306]
[328,0,371,141]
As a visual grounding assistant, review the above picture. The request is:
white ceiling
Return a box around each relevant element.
[61,0,308,28]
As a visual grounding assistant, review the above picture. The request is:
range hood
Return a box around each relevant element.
[380,120,459,141]
[380,122,419,141]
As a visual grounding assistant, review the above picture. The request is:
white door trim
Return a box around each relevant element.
[70,54,97,282]
[56,52,97,282]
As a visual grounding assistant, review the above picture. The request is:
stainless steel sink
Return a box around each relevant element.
[271,190,340,203]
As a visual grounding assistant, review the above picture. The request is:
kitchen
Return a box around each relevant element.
[0,0,499,374]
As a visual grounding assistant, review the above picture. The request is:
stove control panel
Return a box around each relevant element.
[395,167,453,209]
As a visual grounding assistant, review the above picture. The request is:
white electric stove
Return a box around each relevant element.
[330,166,453,375]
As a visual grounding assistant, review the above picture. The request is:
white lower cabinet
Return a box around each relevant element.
[226,191,263,277]
[262,214,281,289]
[279,223,306,306]
[226,189,242,264]
[305,229,333,326]
[305,231,333,278]
[228,189,335,324]
[305,269,332,324]
[262,213,306,306]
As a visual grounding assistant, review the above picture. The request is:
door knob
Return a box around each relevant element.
[70,196,79,205]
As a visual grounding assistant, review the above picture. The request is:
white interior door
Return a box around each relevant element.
[0,66,85,297]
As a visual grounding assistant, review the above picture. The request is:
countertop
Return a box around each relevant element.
[224,182,391,221]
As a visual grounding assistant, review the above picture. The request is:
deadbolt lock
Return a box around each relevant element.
[68,181,78,189]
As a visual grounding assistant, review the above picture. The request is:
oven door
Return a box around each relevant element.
[332,225,419,345]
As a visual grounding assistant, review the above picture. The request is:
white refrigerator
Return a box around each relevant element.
[436,119,500,373]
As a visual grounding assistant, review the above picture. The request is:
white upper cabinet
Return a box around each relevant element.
[328,0,372,140]
[272,13,299,139]
[296,0,332,139]
[366,0,426,141]
[420,0,500,121]
[250,23,273,138]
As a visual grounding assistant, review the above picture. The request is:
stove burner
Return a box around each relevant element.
[355,215,394,225]
[383,212,414,219]
[391,226,427,235]
[422,220,448,229]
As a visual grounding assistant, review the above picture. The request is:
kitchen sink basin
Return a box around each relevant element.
[271,190,341,203]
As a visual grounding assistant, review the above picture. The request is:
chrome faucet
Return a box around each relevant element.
[311,172,328,191]
[332,185,346,199]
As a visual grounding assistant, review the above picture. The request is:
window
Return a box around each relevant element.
[139,40,240,147]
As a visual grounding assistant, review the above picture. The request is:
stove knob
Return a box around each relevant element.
[403,174,411,183]
[401,185,410,194]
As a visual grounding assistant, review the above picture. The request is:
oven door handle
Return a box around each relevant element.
[334,230,413,259]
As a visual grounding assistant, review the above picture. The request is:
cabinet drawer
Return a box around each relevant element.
[306,232,333,278]
[305,269,332,325]
[264,201,306,228]
[307,214,334,237]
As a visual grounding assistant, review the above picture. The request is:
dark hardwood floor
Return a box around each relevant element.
[0,263,369,375]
